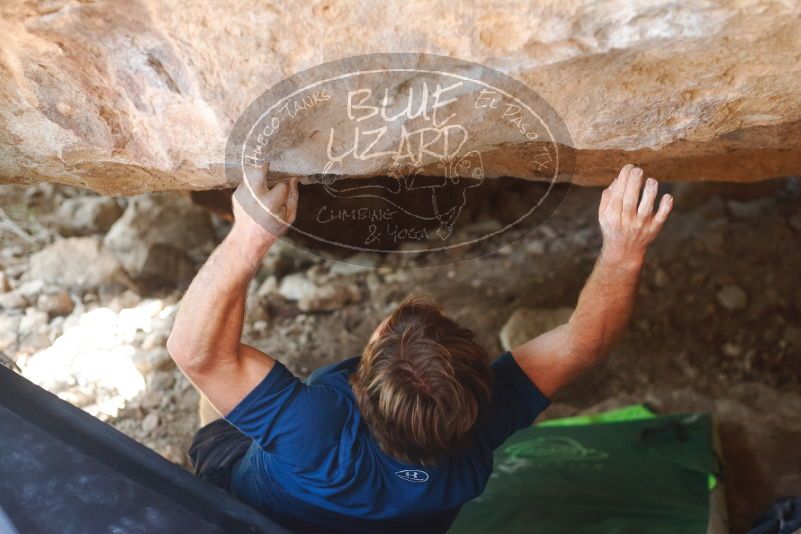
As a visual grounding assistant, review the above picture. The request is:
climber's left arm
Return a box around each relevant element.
[167,173,298,416]
[512,165,673,397]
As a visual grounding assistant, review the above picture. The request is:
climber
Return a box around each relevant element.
[166,163,673,533]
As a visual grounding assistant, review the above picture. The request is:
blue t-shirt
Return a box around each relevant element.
[227,352,550,533]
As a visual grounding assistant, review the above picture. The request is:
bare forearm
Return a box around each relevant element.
[511,165,672,397]
[565,246,644,365]
[166,174,298,415]
[167,228,274,371]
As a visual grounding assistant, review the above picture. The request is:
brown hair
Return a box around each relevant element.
[350,295,493,466]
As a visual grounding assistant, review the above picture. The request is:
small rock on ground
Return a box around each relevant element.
[142,412,160,433]
[28,237,124,293]
[717,284,748,311]
[299,284,362,312]
[278,273,317,301]
[37,290,74,317]
[132,348,174,375]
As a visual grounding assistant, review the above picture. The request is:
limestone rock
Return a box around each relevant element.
[146,371,176,393]
[27,237,125,293]
[142,412,160,433]
[277,272,362,311]
[18,308,49,338]
[0,291,28,311]
[103,193,215,288]
[717,284,748,311]
[278,273,317,302]
[56,196,123,236]
[132,348,174,376]
[500,307,574,351]
[298,284,362,312]
[1,1,800,195]
[37,290,75,317]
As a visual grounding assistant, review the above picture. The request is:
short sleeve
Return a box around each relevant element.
[225,361,350,466]
[476,352,551,451]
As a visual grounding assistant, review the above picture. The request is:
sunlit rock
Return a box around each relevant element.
[0,1,799,194]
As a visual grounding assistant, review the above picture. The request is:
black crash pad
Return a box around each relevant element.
[0,364,288,534]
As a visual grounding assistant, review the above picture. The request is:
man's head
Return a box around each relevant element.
[351,296,493,466]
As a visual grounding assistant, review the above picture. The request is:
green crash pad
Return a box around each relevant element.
[451,406,719,534]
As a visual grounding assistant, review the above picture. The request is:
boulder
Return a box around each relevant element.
[0,1,799,195]
[298,284,363,312]
[27,237,125,293]
[103,193,216,288]
[277,272,362,311]
[55,196,123,236]
[499,307,574,351]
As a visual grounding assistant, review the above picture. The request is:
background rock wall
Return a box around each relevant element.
[1,0,800,194]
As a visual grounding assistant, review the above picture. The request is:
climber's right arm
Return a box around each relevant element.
[167,172,299,416]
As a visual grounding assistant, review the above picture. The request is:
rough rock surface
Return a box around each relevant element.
[278,272,363,312]
[37,290,75,317]
[103,193,216,287]
[55,196,123,236]
[27,237,125,293]
[1,1,800,195]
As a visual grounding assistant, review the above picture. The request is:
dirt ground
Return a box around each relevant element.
[1,177,800,533]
